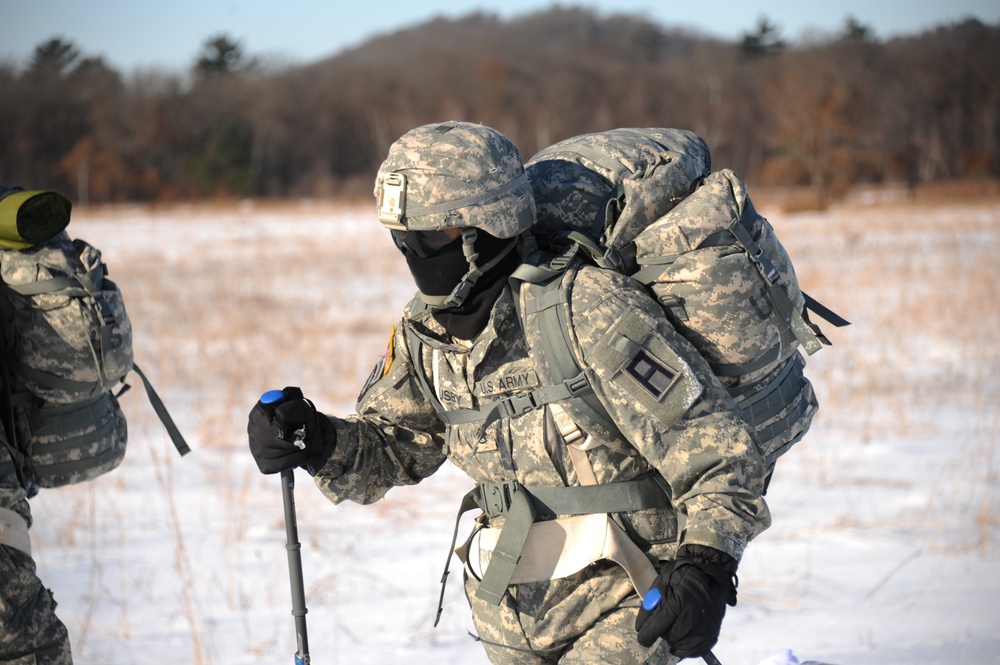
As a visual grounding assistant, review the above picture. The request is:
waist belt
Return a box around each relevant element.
[434,475,670,622]
[459,512,658,602]
[475,476,670,520]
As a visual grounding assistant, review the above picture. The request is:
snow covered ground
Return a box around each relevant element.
[23,197,1000,665]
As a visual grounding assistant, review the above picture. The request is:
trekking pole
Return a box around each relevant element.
[261,390,311,665]
[702,651,722,665]
[281,467,311,665]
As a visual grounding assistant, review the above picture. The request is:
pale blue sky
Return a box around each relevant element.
[2,0,998,72]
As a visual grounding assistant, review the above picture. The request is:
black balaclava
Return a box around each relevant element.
[403,230,520,340]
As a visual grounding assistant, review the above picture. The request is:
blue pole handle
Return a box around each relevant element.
[261,389,286,405]
[642,587,662,611]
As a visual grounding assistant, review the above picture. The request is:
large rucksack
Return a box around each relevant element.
[1,191,189,493]
[518,128,849,470]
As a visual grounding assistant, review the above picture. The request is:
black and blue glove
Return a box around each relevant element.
[635,544,739,657]
[247,387,336,475]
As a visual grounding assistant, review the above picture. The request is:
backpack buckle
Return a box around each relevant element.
[565,372,591,397]
[479,480,520,516]
[504,391,540,417]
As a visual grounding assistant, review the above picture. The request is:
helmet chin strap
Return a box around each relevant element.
[418,228,519,309]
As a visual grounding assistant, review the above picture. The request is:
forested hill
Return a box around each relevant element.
[2,7,997,203]
[331,10,711,67]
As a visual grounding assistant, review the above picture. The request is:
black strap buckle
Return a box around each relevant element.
[478,480,520,516]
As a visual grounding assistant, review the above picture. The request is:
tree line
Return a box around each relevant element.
[1,7,997,204]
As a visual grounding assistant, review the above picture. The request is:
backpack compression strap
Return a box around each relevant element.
[517,274,623,439]
[630,198,850,356]
[2,265,125,391]
[0,279,190,457]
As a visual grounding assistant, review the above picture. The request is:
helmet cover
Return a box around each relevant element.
[374,121,535,239]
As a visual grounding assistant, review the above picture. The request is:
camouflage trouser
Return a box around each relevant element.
[0,546,73,665]
[464,562,678,664]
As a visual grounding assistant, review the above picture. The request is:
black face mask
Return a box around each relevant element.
[400,229,519,339]
[431,245,520,339]
[402,236,469,297]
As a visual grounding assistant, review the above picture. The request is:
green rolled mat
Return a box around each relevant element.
[0,189,72,250]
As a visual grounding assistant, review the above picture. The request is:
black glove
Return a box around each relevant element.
[247,387,336,475]
[635,544,739,657]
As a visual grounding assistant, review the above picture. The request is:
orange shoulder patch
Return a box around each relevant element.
[382,325,396,376]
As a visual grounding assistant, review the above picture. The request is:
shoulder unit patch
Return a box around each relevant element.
[623,348,679,401]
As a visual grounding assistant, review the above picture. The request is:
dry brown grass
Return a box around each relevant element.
[759,195,1000,554]
[73,194,1000,511]
[753,177,1000,214]
[72,201,411,446]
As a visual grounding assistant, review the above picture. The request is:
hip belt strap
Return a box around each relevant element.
[462,512,657,600]
[472,476,669,604]
[435,475,670,619]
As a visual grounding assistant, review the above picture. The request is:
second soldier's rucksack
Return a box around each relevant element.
[0,190,189,492]
[518,128,848,471]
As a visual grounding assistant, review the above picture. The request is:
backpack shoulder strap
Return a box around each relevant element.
[401,314,450,419]
[516,266,622,439]
[401,283,598,440]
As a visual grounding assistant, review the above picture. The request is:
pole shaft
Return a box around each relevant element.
[281,468,310,663]
[703,650,723,665]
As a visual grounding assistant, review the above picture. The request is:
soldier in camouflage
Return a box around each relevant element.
[248,121,771,663]
[1,184,74,664]
[0,433,73,665]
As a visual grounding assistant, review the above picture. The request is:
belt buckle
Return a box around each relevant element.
[480,480,519,516]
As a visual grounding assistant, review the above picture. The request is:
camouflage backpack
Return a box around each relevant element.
[518,128,849,471]
[0,189,189,492]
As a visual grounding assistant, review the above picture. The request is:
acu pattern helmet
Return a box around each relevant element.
[374,121,535,239]
[374,121,536,308]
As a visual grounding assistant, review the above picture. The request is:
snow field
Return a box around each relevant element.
[23,198,1000,664]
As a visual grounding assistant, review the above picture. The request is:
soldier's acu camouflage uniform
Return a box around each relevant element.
[1,194,76,663]
[0,433,73,665]
[311,121,770,663]
[313,270,769,663]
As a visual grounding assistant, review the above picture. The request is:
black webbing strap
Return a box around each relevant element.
[434,488,481,627]
[131,363,190,456]
[3,359,104,396]
[802,292,851,328]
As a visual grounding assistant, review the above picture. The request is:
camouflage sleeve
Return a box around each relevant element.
[569,266,770,561]
[312,319,448,506]
[1,432,30,524]
[1,430,73,663]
